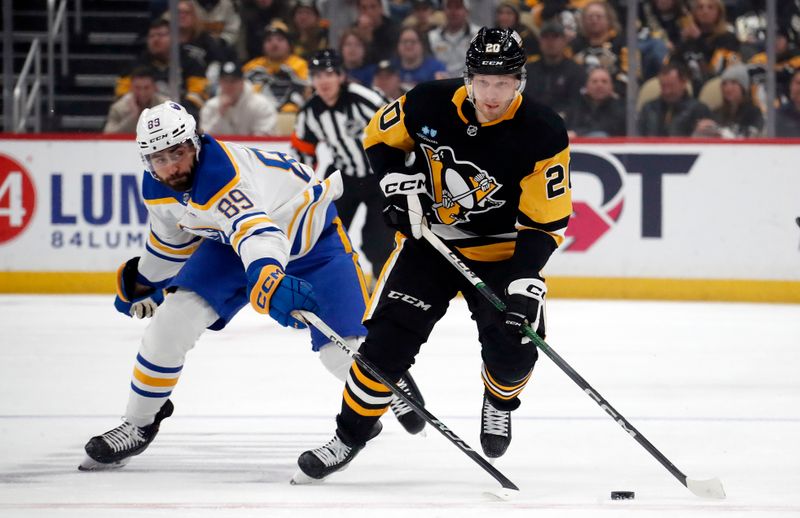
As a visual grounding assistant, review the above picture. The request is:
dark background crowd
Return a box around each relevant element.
[102,0,800,138]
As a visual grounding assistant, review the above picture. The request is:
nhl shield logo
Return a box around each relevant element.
[420,144,504,225]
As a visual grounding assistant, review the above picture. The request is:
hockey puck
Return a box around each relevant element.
[611,491,635,500]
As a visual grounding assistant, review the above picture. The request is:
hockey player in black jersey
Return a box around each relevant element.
[293,27,572,483]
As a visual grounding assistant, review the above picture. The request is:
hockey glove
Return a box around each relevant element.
[246,259,320,329]
[379,171,428,239]
[114,257,165,319]
[504,278,547,344]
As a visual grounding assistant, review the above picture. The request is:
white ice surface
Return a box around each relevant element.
[1,295,798,517]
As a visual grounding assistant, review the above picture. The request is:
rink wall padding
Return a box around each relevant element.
[0,134,798,302]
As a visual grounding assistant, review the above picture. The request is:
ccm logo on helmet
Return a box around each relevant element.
[379,172,427,195]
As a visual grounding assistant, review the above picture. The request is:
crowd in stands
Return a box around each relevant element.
[104,0,800,138]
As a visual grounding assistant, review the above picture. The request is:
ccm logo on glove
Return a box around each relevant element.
[380,172,427,195]
[250,264,284,313]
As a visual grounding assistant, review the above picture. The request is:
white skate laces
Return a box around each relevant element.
[101,421,146,453]
[389,377,415,417]
[482,399,510,437]
[311,435,352,467]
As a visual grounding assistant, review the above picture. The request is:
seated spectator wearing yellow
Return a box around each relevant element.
[571,0,634,97]
[200,61,277,135]
[105,67,170,134]
[523,21,585,118]
[564,66,625,137]
[638,0,692,53]
[638,62,711,136]
[289,0,328,61]
[693,63,762,138]
[748,27,800,111]
[243,22,309,112]
[115,19,208,116]
[776,70,800,137]
[671,0,741,97]
[494,0,539,60]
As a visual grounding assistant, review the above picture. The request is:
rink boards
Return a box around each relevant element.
[0,135,798,302]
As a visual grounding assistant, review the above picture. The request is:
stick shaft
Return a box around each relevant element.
[294,310,519,491]
[420,227,691,489]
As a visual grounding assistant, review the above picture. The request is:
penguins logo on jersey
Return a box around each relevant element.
[421,144,504,225]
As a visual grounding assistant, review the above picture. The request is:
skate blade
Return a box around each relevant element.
[78,455,131,471]
[290,468,323,485]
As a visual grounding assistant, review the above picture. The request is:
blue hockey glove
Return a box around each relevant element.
[379,171,429,239]
[247,259,320,329]
[504,278,547,344]
[114,257,165,319]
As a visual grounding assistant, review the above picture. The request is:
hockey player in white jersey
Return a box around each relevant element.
[78,101,425,471]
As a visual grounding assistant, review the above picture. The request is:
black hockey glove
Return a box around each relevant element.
[379,171,429,239]
[504,278,547,344]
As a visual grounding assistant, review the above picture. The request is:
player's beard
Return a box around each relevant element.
[164,164,195,192]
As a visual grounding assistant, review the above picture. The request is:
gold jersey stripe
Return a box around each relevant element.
[456,241,516,262]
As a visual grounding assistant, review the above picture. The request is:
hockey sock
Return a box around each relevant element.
[338,362,393,444]
[481,363,532,411]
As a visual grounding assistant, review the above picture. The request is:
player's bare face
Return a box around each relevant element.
[471,74,519,123]
[312,70,344,106]
[150,143,195,192]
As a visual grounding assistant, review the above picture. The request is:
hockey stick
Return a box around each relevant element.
[292,310,519,493]
[420,226,726,500]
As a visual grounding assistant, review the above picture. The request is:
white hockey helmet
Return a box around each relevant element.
[136,101,202,175]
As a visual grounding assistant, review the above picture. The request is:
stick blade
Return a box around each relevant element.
[686,477,726,499]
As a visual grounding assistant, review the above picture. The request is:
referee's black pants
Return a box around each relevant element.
[334,174,395,279]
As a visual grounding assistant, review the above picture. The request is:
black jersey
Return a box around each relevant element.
[363,78,571,272]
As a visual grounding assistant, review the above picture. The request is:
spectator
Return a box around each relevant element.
[104,67,169,134]
[392,27,448,89]
[494,0,539,60]
[639,0,693,52]
[243,22,310,112]
[200,61,277,135]
[776,69,800,137]
[115,18,208,116]
[529,0,580,41]
[372,59,406,100]
[638,62,712,136]
[748,27,800,111]
[523,21,585,118]
[564,66,626,137]
[693,63,762,137]
[177,0,235,88]
[428,0,480,78]
[402,0,445,33]
[290,0,329,60]
[671,0,741,96]
[239,0,292,61]
[339,28,376,86]
[571,0,632,96]
[192,0,241,48]
[353,0,402,64]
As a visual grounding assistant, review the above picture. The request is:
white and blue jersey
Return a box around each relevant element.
[135,134,369,349]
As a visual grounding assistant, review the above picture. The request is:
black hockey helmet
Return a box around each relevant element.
[465,27,526,77]
[309,48,343,73]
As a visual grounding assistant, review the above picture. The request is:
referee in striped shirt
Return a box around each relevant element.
[291,49,394,280]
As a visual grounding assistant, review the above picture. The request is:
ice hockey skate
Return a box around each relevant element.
[389,372,426,435]
[78,399,174,471]
[291,422,381,484]
[480,394,511,459]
